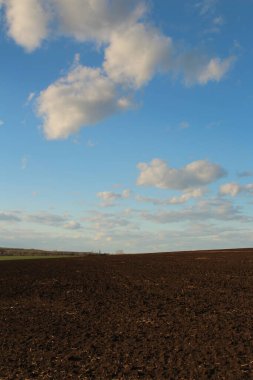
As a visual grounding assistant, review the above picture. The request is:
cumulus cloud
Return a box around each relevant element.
[137,158,226,190]
[0,0,235,138]
[2,0,50,52]
[219,183,253,197]
[37,65,129,139]
[53,0,146,43]
[1,0,145,50]
[104,23,172,88]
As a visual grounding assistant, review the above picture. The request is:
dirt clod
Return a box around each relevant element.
[0,249,253,379]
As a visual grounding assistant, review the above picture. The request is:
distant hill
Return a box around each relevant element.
[0,247,91,257]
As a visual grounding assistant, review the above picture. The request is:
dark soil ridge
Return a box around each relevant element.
[1,246,252,257]
[1,248,253,379]
[0,247,92,257]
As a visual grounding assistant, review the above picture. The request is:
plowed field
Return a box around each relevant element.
[1,249,253,379]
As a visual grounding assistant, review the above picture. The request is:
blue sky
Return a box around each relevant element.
[0,0,253,253]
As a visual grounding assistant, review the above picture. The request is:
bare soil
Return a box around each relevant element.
[1,249,253,379]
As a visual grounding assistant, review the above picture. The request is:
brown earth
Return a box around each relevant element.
[1,249,253,379]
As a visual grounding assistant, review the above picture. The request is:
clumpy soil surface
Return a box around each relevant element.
[1,249,253,379]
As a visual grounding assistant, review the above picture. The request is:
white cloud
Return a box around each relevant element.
[219,183,253,197]
[104,23,172,88]
[0,209,84,231]
[53,0,146,44]
[97,189,131,201]
[1,0,145,49]
[37,65,129,139]
[64,220,82,230]
[117,97,133,109]
[219,183,241,197]
[141,198,249,224]
[86,210,135,231]
[0,0,235,138]
[27,212,68,226]
[137,158,226,190]
[196,57,234,85]
[23,211,84,230]
[136,187,207,205]
[179,54,235,85]
[97,189,131,206]
[97,192,122,202]
[2,0,49,52]
[0,120,4,126]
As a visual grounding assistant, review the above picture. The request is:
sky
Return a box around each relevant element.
[0,0,253,253]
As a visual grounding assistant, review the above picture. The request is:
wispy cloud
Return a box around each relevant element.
[0,211,21,222]
[26,92,35,104]
[195,0,218,16]
[237,171,253,178]
[141,198,250,224]
[213,16,224,26]
[86,210,136,233]
[179,121,190,129]
[63,221,82,230]
[0,209,83,231]
[178,54,235,86]
[21,155,29,170]
[97,189,131,207]
[87,139,96,148]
